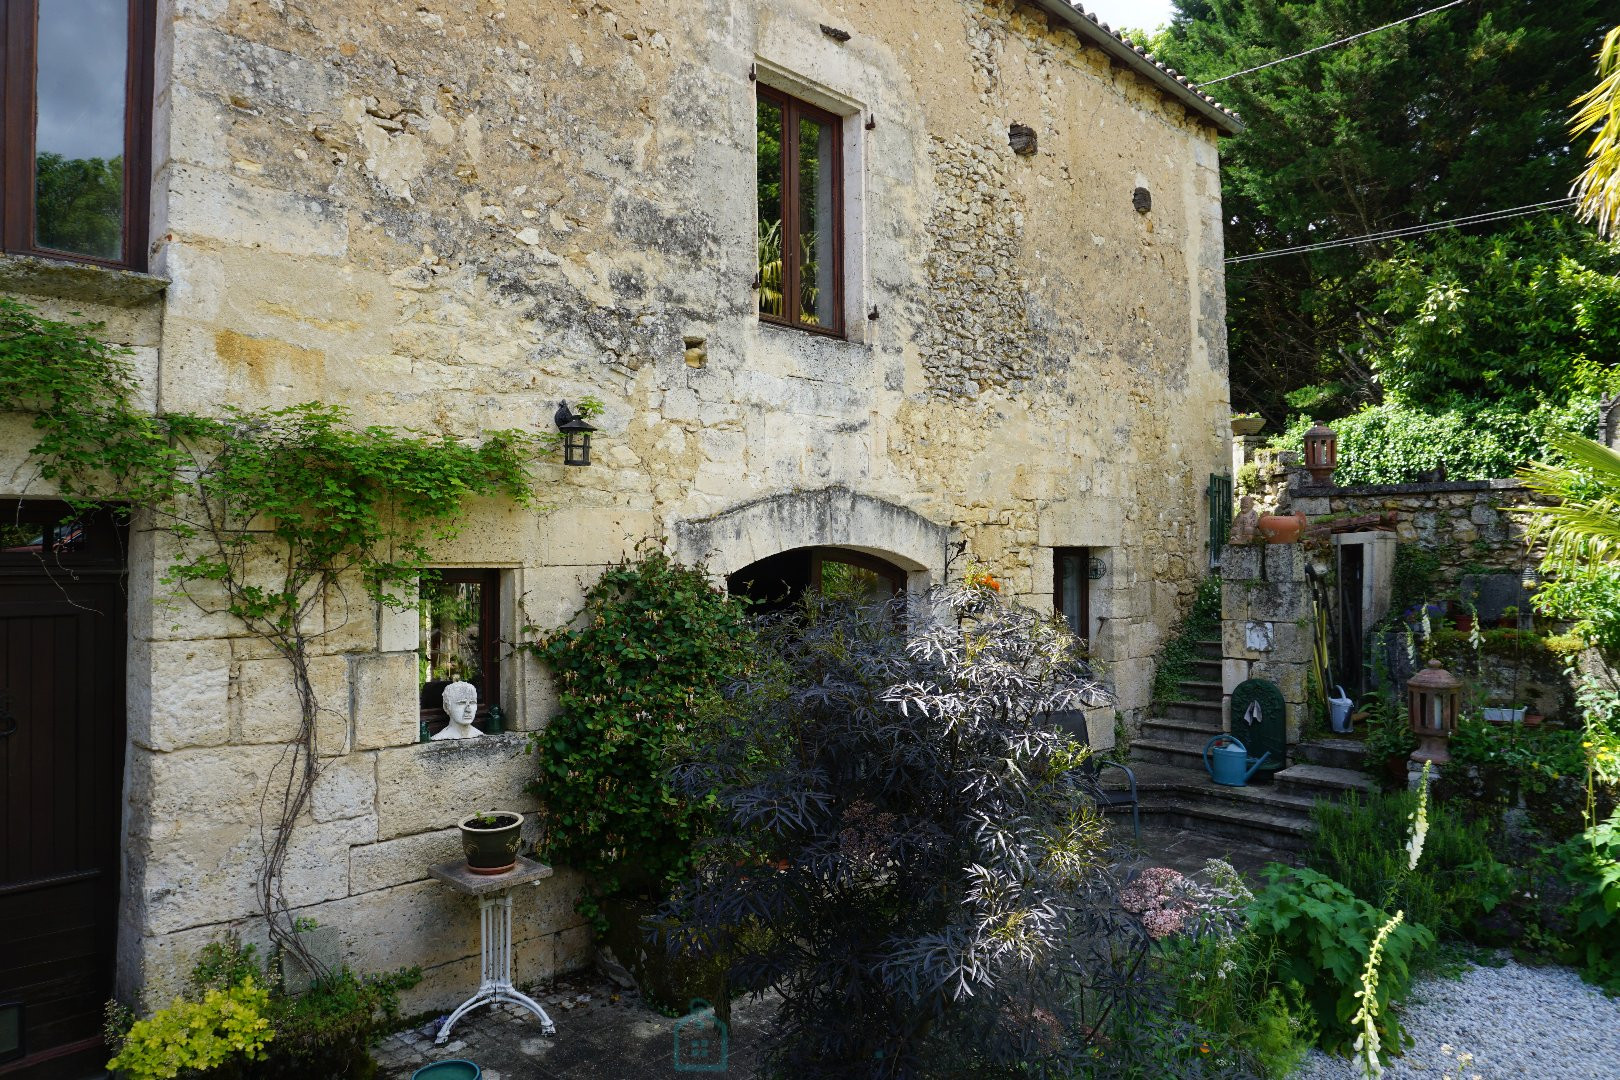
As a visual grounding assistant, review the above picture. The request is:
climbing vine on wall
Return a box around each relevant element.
[1,297,556,963]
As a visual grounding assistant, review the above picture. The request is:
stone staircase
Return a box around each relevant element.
[1115,638,1374,852]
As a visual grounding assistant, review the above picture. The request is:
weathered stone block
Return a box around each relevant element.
[233,653,348,750]
[375,735,539,840]
[352,652,420,750]
[129,637,233,751]
[311,753,377,823]
[349,827,463,894]
[138,814,375,934]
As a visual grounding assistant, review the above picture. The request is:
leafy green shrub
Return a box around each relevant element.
[107,978,273,1080]
[522,548,756,918]
[105,938,420,1080]
[1245,866,1435,1055]
[1272,398,1594,486]
[1556,812,1620,993]
[1306,790,1511,942]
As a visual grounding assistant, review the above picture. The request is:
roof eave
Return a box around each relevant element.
[1023,0,1246,135]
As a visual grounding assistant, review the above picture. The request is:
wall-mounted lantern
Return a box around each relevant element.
[554,401,596,467]
[1406,659,1460,764]
[1088,555,1107,580]
[1303,420,1338,485]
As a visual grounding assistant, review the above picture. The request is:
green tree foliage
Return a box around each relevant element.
[1157,1,1616,419]
[1365,220,1620,410]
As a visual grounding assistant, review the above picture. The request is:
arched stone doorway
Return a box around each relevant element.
[726,545,908,613]
[673,487,952,596]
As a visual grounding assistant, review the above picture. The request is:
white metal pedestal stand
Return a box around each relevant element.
[429,856,557,1045]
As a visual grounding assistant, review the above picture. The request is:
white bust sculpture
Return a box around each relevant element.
[431,680,483,740]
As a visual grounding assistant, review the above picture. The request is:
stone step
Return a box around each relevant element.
[1175,679,1224,703]
[1139,716,1225,750]
[1294,738,1370,772]
[1132,766,1319,815]
[1108,761,1316,854]
[1163,698,1222,723]
[1191,658,1223,678]
[1275,763,1374,801]
[1145,799,1311,853]
[1130,737,1209,771]
[1193,639,1222,660]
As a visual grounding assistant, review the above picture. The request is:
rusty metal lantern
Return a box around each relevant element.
[1303,420,1338,485]
[1406,659,1461,764]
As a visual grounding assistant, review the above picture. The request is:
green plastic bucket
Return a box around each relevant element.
[412,1062,481,1080]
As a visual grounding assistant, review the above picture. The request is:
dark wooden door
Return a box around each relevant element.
[0,506,126,1079]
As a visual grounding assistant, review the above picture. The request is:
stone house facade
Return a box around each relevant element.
[0,0,1237,1065]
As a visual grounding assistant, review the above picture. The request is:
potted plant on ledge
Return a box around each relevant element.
[1231,412,1266,436]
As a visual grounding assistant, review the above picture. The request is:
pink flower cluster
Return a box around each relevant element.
[1119,867,1198,940]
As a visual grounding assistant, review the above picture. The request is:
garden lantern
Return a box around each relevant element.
[553,401,596,467]
[1303,420,1337,485]
[1406,659,1461,764]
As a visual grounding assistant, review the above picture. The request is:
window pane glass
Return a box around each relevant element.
[420,578,488,709]
[1058,554,1085,639]
[34,0,128,260]
[757,97,784,319]
[797,114,836,328]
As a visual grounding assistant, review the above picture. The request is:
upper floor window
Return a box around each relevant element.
[0,0,154,269]
[756,84,843,336]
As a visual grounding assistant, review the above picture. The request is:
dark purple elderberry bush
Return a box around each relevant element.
[662,583,1157,1078]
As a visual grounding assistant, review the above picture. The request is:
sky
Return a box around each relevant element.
[1081,0,1178,35]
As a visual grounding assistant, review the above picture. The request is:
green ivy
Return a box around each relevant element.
[521,548,756,923]
[1152,575,1221,705]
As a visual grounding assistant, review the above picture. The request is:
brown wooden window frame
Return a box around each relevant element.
[0,0,155,271]
[418,568,503,734]
[1053,547,1092,647]
[756,83,845,338]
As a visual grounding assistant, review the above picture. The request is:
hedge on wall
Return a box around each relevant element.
[1272,399,1598,486]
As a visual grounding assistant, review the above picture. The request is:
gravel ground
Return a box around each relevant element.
[1292,959,1620,1079]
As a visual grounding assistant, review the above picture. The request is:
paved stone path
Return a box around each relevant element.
[376,970,772,1079]
[377,821,1293,1078]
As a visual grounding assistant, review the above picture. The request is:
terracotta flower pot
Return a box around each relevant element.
[1257,512,1306,544]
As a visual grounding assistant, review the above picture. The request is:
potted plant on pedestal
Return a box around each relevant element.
[458,811,524,874]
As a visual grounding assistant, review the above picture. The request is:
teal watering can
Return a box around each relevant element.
[1203,735,1271,787]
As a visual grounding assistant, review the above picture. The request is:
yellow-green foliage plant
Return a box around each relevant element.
[105,978,273,1080]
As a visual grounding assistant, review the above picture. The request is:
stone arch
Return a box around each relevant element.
[673,487,952,589]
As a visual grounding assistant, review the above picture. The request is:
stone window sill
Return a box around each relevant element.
[0,252,167,307]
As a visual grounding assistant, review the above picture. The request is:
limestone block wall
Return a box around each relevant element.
[1220,543,1313,742]
[0,0,1235,1011]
